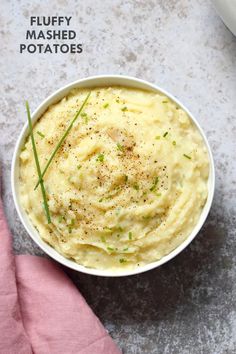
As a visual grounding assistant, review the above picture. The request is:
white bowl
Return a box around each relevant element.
[212,0,236,36]
[11,75,215,277]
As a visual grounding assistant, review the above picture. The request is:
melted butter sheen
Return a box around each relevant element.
[19,87,209,272]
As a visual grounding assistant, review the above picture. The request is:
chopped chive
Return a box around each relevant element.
[116,99,120,103]
[163,131,168,138]
[103,103,109,108]
[155,135,161,140]
[124,175,128,182]
[21,146,26,152]
[156,193,162,197]
[162,100,168,104]
[128,232,132,240]
[107,246,114,251]
[26,101,51,224]
[69,219,75,226]
[150,176,159,192]
[96,153,104,162]
[99,198,103,202]
[117,234,120,238]
[77,164,82,170]
[81,112,89,124]
[123,247,129,251]
[172,141,176,146]
[68,226,72,234]
[117,226,124,232]
[121,106,127,112]
[133,183,139,191]
[37,131,45,138]
[119,258,126,263]
[142,215,151,220]
[183,154,191,160]
[101,236,106,243]
[117,143,124,151]
[58,215,63,223]
[34,92,91,190]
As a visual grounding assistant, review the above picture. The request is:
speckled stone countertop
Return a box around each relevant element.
[1,1,236,353]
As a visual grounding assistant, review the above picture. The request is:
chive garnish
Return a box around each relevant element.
[81,112,89,124]
[34,92,91,190]
[101,236,106,243]
[103,103,109,108]
[123,247,129,251]
[121,106,127,112]
[119,258,126,263]
[183,154,191,160]
[37,131,45,138]
[77,165,82,170]
[172,141,176,146]
[133,183,139,191]
[117,143,124,151]
[99,198,103,202]
[124,175,128,182]
[128,232,132,240]
[150,177,159,192]
[96,153,104,162]
[58,215,64,223]
[162,100,168,103]
[107,246,114,251]
[26,101,51,224]
[155,135,161,140]
[163,131,168,137]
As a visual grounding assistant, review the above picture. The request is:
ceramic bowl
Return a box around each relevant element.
[11,75,215,277]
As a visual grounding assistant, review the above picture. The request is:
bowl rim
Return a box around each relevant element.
[11,74,215,277]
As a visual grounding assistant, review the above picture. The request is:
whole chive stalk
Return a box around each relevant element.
[34,92,91,190]
[26,101,51,224]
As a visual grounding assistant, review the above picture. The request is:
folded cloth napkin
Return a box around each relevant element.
[0,197,121,354]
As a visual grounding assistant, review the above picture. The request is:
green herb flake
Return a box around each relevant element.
[101,236,106,243]
[162,100,168,104]
[117,234,120,238]
[21,146,26,152]
[77,164,82,170]
[155,135,161,140]
[183,154,191,160]
[163,131,168,138]
[128,232,132,240]
[68,226,72,234]
[116,99,120,103]
[150,177,159,192]
[172,141,176,146]
[124,175,128,182]
[121,106,127,112]
[99,198,103,203]
[133,183,139,191]
[107,246,114,251]
[103,103,109,108]
[119,258,126,264]
[142,215,151,220]
[123,247,129,251]
[58,215,63,223]
[96,153,105,162]
[37,131,45,138]
[117,143,124,151]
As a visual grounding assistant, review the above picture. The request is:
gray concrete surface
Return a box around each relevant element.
[0,1,236,353]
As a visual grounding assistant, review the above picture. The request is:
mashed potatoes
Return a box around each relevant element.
[19,87,209,271]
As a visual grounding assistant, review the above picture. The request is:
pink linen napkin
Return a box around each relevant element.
[0,197,121,354]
